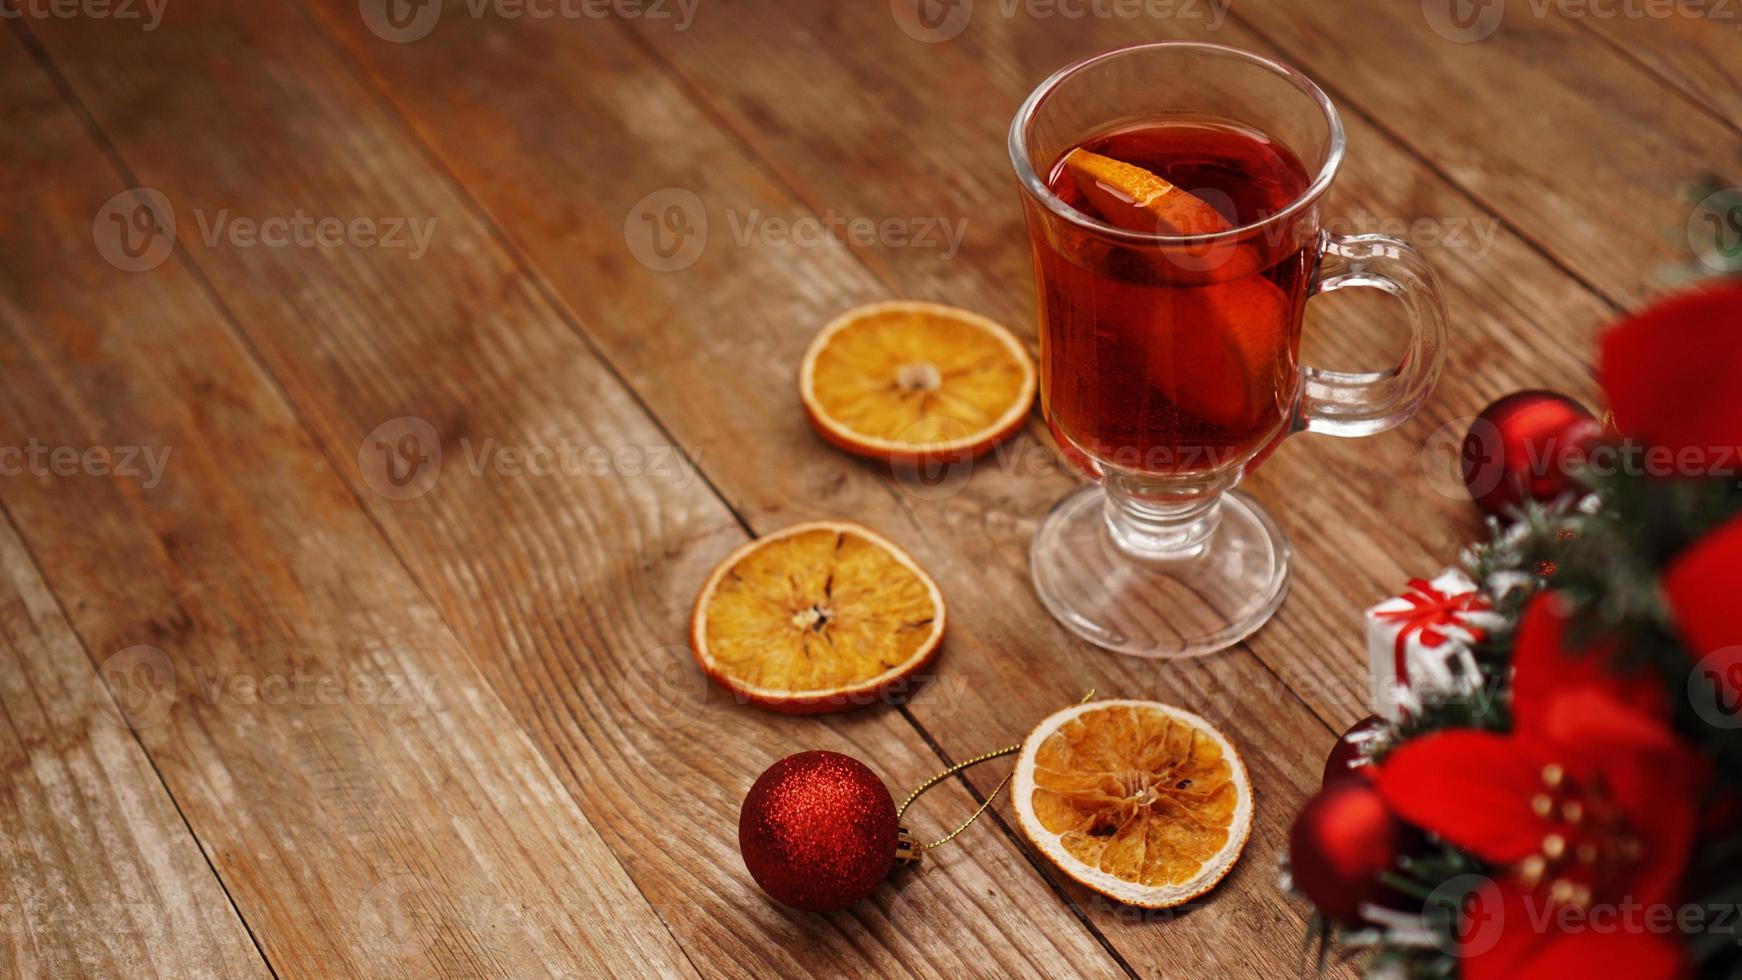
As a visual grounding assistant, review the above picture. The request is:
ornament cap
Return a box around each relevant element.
[894,826,920,868]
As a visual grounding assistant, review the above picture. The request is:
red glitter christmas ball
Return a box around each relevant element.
[1288,777,1417,924]
[1460,390,1598,519]
[739,751,899,912]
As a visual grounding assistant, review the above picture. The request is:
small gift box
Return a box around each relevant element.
[1365,569,1502,719]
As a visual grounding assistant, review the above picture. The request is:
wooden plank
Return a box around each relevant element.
[14,5,1128,977]
[1562,7,1742,136]
[1221,0,1736,305]
[0,515,267,978]
[295,4,1400,975]
[0,28,697,978]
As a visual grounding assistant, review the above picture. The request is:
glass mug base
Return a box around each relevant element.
[1029,485,1291,659]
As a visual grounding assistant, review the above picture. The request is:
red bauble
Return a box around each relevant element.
[1461,390,1598,519]
[1321,715,1385,786]
[1288,777,1416,924]
[739,751,899,912]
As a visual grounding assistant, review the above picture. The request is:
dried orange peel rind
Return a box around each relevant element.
[689,521,946,715]
[800,301,1036,464]
[1063,147,1237,237]
[1062,147,1264,282]
[1013,699,1253,908]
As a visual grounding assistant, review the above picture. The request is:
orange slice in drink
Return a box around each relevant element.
[1063,148,1237,237]
[1064,148,1289,433]
[1013,699,1253,909]
[690,521,945,714]
[1062,147,1263,282]
[800,302,1035,464]
[1156,280,1290,434]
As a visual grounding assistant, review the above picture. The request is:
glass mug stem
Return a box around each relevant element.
[1104,488,1222,563]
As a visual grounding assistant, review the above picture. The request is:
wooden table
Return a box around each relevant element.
[2,0,1734,975]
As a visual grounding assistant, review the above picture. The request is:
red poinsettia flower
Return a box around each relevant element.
[1598,282,1742,470]
[1664,510,1742,713]
[1378,594,1706,979]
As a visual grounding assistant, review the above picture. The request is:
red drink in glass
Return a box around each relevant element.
[1035,119,1313,474]
[1012,43,1446,658]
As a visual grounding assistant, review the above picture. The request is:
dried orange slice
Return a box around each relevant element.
[1013,699,1253,909]
[689,521,945,714]
[799,301,1035,464]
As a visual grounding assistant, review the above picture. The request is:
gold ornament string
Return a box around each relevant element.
[893,690,1095,862]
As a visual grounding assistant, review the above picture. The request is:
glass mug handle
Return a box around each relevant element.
[1297,232,1449,437]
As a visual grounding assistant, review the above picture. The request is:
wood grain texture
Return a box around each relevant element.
[1,23,696,978]
[0,514,266,978]
[596,0,1614,732]
[1223,0,1735,306]
[13,2,1129,976]
[4,0,1732,976]
[299,3,1357,976]
[1559,4,1742,134]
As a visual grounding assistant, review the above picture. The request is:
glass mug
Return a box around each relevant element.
[1011,42,1447,658]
